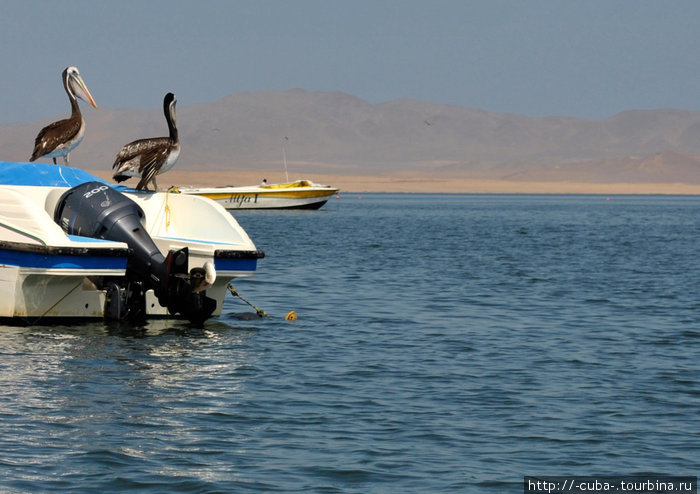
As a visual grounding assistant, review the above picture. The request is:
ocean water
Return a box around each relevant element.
[0,193,698,493]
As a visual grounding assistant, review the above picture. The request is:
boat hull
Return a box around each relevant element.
[179,181,339,210]
[201,192,334,210]
[0,253,261,323]
[0,162,264,323]
[0,240,126,321]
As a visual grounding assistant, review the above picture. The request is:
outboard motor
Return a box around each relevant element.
[54,182,216,323]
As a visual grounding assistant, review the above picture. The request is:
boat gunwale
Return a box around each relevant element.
[179,186,339,195]
[214,249,265,259]
[0,239,129,257]
[0,240,265,260]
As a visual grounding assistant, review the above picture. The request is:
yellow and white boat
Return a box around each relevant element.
[179,180,339,210]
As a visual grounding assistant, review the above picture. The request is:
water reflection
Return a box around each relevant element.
[0,317,262,458]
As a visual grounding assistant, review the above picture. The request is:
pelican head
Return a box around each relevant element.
[63,66,98,108]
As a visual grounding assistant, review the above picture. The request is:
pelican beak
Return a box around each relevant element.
[75,74,98,109]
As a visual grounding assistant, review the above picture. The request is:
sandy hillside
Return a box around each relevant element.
[87,169,700,195]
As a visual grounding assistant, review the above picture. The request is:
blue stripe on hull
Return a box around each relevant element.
[214,257,258,272]
[1,250,257,272]
[0,249,127,270]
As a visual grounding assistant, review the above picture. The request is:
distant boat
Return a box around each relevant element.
[178,179,339,210]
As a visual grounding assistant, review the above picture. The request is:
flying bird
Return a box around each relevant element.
[29,66,98,165]
[112,92,180,191]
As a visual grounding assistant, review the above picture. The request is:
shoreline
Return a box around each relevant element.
[87,170,700,195]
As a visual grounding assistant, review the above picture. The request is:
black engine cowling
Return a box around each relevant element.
[54,182,216,323]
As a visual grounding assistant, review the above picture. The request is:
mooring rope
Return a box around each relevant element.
[227,283,297,320]
[226,283,270,318]
[31,279,84,324]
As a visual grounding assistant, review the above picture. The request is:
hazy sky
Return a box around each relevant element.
[2,0,700,124]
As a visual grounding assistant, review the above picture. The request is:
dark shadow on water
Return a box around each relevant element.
[102,315,264,338]
[0,314,264,340]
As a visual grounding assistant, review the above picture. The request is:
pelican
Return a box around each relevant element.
[112,92,180,191]
[29,66,98,165]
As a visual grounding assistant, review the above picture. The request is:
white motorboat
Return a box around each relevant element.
[178,180,339,210]
[0,161,264,324]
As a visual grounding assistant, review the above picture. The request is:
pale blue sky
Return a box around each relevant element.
[1,0,699,124]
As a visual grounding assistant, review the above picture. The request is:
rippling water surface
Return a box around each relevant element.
[1,194,699,492]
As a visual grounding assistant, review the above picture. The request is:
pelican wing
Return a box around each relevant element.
[135,146,171,190]
[112,137,169,169]
[30,117,81,160]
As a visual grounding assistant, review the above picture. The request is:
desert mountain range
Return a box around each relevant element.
[2,89,700,188]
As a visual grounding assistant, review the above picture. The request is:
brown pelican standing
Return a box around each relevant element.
[112,92,180,191]
[29,66,98,165]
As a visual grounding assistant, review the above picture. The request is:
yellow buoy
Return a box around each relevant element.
[285,310,297,321]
